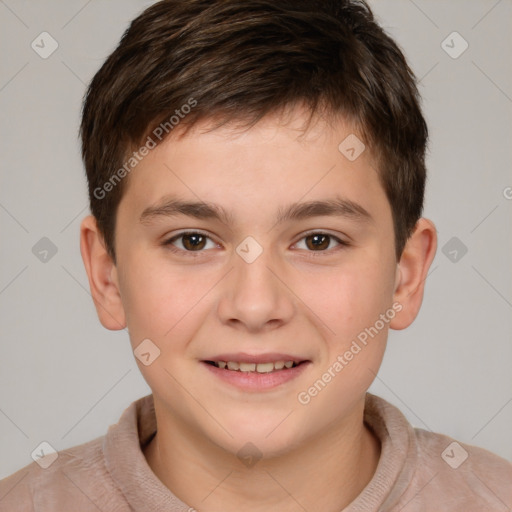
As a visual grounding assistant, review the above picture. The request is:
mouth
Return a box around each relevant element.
[201,354,310,391]
[204,360,303,373]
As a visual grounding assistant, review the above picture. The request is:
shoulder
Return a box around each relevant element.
[409,427,512,509]
[0,435,129,512]
[363,394,512,511]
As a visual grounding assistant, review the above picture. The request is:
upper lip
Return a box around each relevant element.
[203,353,308,364]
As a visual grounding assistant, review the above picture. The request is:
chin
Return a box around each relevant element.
[209,409,306,459]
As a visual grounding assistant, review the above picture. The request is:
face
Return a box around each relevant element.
[92,109,406,456]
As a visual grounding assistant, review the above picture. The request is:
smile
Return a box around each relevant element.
[206,361,300,373]
[202,357,310,391]
[206,360,300,373]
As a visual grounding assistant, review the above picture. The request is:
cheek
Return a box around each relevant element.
[294,263,393,428]
[300,254,395,412]
[118,252,214,347]
[298,255,396,345]
[118,257,217,397]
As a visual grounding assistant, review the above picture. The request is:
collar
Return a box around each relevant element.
[103,393,417,511]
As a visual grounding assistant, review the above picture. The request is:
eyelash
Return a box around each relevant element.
[162,230,349,257]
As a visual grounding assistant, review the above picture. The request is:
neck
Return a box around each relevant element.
[144,399,380,512]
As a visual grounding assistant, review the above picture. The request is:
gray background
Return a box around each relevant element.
[1,0,511,479]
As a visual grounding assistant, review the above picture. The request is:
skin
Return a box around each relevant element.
[80,106,437,512]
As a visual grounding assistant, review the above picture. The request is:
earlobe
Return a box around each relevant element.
[390,218,437,330]
[80,215,126,330]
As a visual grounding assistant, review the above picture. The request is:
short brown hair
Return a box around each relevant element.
[80,0,427,262]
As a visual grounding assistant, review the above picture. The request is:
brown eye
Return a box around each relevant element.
[294,232,347,254]
[165,231,216,253]
[305,234,331,251]
[181,233,207,251]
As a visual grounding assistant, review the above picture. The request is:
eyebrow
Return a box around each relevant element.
[139,195,372,226]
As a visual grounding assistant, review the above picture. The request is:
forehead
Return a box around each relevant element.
[118,109,388,224]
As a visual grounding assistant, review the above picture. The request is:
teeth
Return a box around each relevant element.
[256,362,274,373]
[213,360,297,372]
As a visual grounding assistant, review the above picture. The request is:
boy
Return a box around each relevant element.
[1,0,510,510]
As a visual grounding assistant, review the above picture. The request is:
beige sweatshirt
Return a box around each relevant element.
[1,393,511,511]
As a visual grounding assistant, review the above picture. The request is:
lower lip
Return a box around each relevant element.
[201,361,310,391]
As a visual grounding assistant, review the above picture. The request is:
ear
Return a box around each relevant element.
[390,218,437,330]
[80,215,126,330]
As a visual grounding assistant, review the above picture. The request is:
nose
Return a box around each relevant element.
[216,244,295,334]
